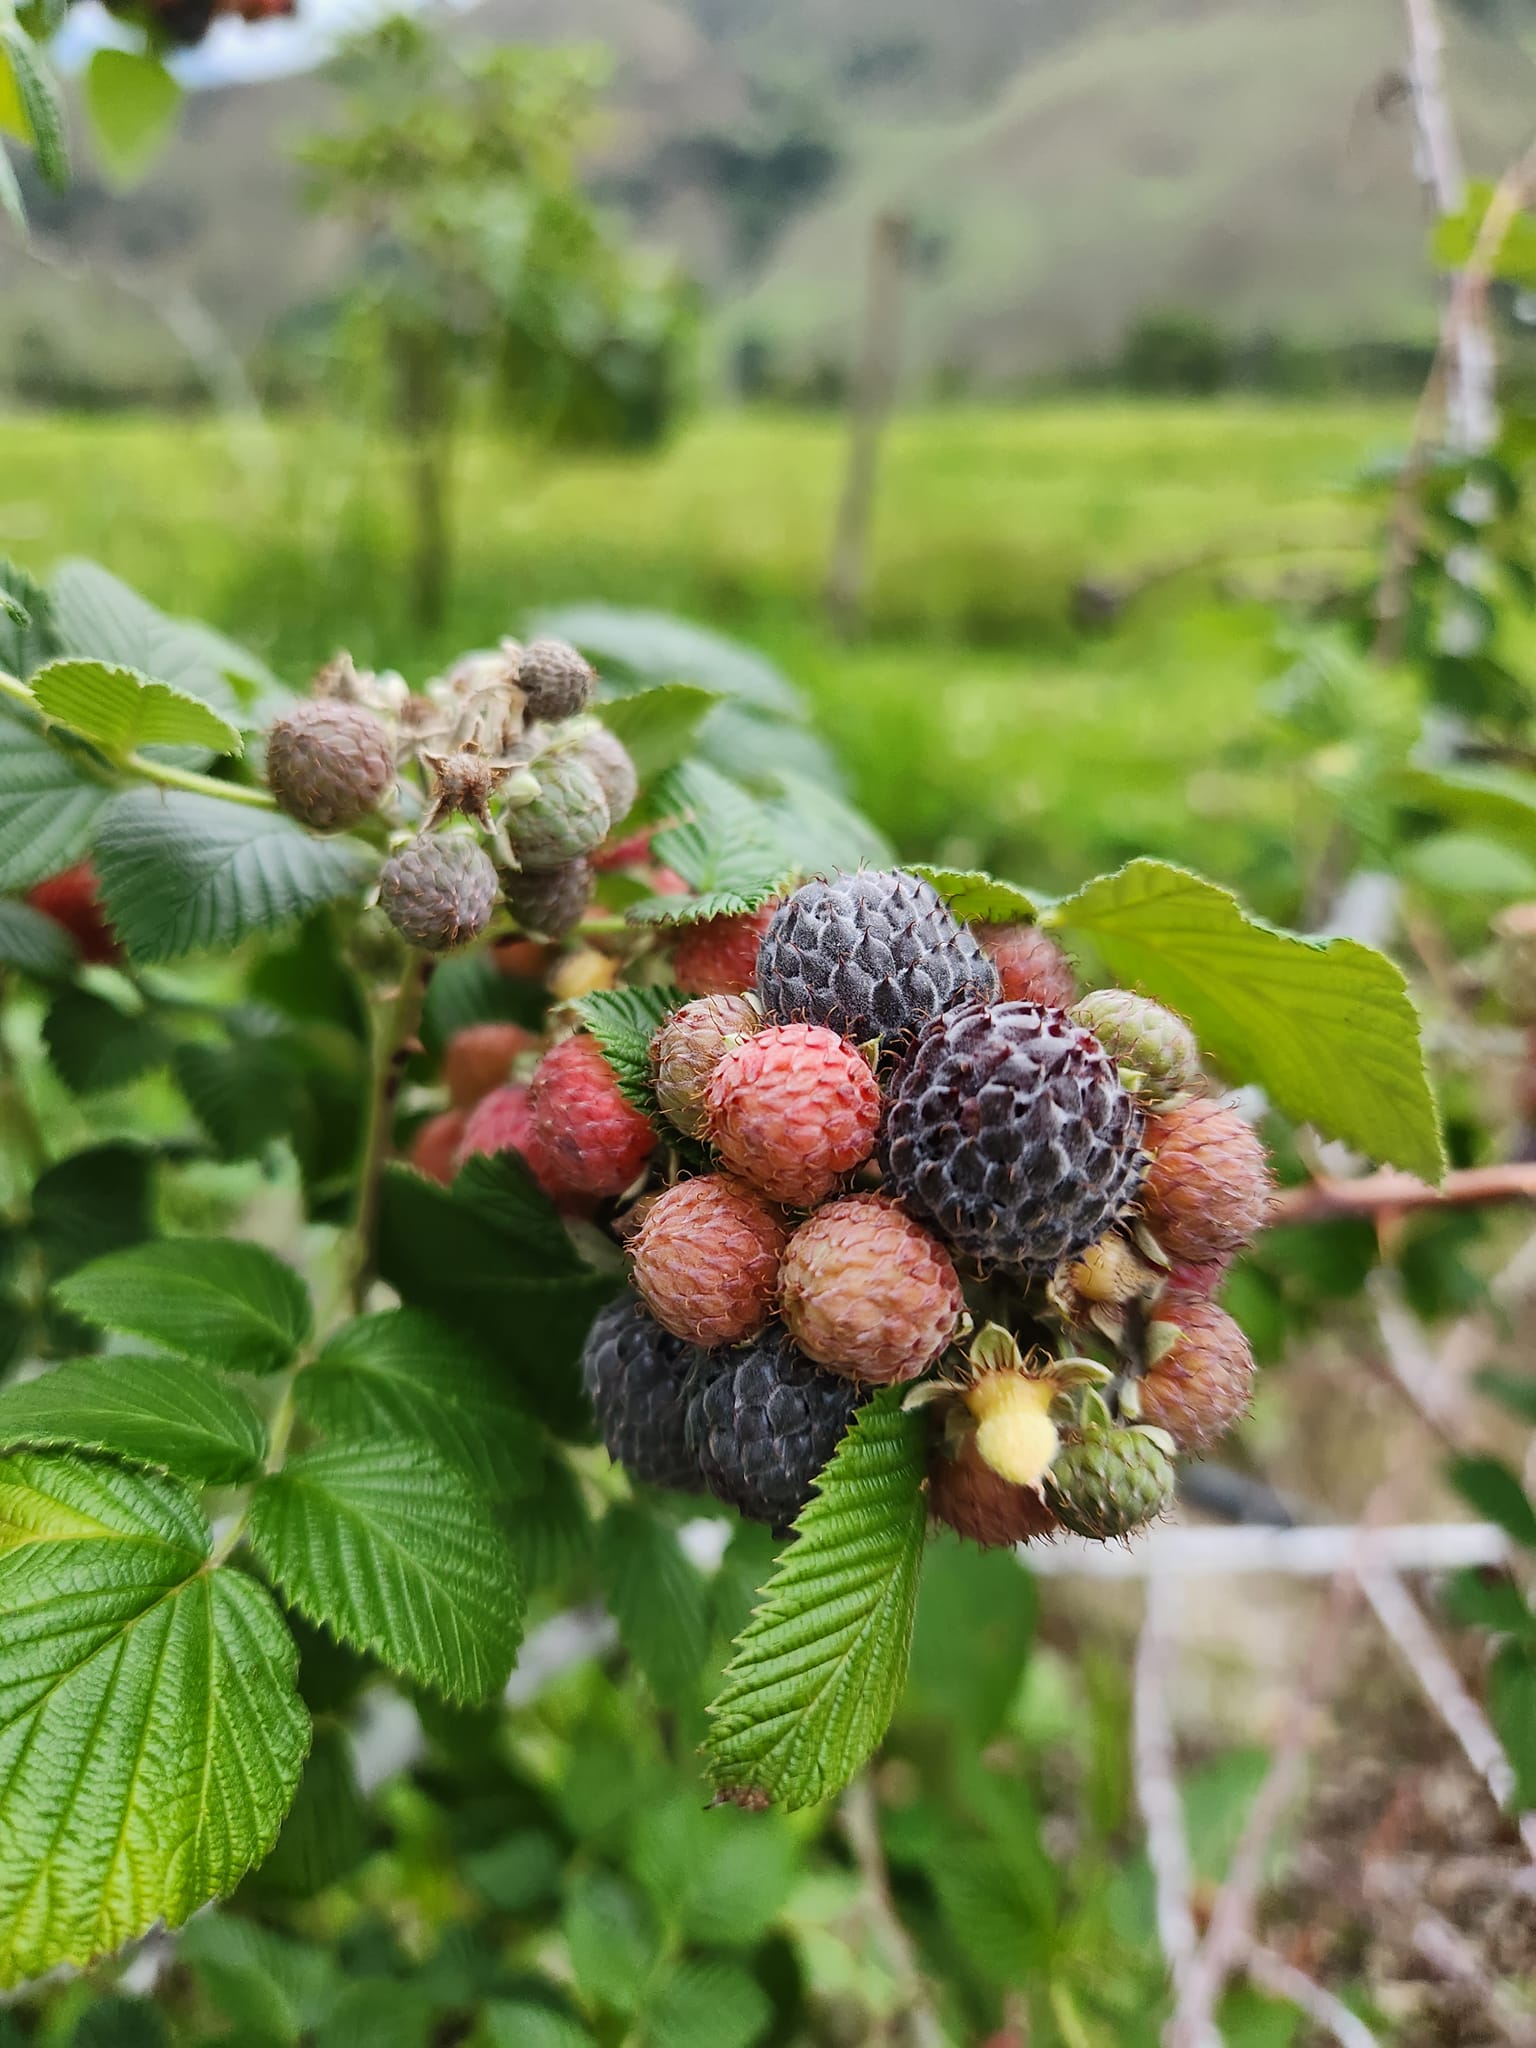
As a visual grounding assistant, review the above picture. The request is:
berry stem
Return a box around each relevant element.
[1271,1163,1536,1225]
[346,948,434,1312]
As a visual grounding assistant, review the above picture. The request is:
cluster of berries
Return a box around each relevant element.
[264,639,638,953]
[545,868,1273,1540]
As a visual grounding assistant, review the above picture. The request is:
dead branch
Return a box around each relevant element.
[1134,1574,1204,2015]
[1269,1163,1536,1227]
[1245,1941,1379,2048]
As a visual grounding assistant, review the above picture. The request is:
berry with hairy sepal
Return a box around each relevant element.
[1140,1098,1273,1264]
[265,699,394,832]
[685,1323,862,1526]
[705,1021,881,1206]
[1050,1422,1175,1541]
[505,745,611,871]
[502,857,594,940]
[977,922,1078,1008]
[1133,1292,1255,1451]
[1049,1230,1165,1333]
[27,861,120,965]
[758,869,998,1048]
[779,1194,962,1384]
[882,1001,1147,1274]
[529,1036,655,1198]
[632,1174,789,1347]
[673,906,775,999]
[519,638,597,722]
[928,1425,1061,1548]
[651,994,761,1141]
[1070,989,1205,1110]
[380,835,499,953]
[572,722,639,831]
[409,1109,466,1186]
[443,1022,539,1109]
[581,1291,704,1494]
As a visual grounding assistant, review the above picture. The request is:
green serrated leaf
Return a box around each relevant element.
[910,865,1044,925]
[1448,1454,1536,1551]
[1050,858,1444,1182]
[44,986,169,1093]
[0,701,109,893]
[30,658,242,759]
[572,987,677,1117]
[595,685,720,788]
[31,1143,153,1278]
[1440,1568,1536,1642]
[251,1723,369,1900]
[300,1307,540,1498]
[181,1916,340,2043]
[638,1959,771,2048]
[49,561,270,729]
[246,1438,525,1703]
[0,896,78,979]
[595,1503,711,1703]
[636,762,794,920]
[55,1237,313,1375]
[0,1453,308,1987]
[705,1393,927,1810]
[0,137,23,234]
[173,1036,310,1161]
[628,1796,796,1949]
[375,1165,612,1439]
[449,1150,583,1272]
[0,24,67,189]
[504,1443,592,1592]
[484,2001,596,2048]
[0,1353,265,1483]
[1,560,60,679]
[84,47,181,188]
[93,790,375,965]
[562,1869,659,2014]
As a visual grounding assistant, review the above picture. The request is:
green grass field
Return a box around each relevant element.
[0,400,1405,905]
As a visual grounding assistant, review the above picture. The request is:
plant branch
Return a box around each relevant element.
[839,1775,949,2048]
[346,950,433,1312]
[1244,1942,1379,2048]
[1133,1573,1205,2021]
[1270,1163,1536,1226]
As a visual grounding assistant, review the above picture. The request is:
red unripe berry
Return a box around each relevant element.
[976,922,1077,1008]
[592,828,655,871]
[928,1426,1061,1548]
[492,937,553,982]
[672,906,775,998]
[409,1109,466,1186]
[455,1082,535,1170]
[780,1194,962,1383]
[631,1174,789,1347]
[27,862,121,966]
[529,1036,655,1198]
[442,1021,540,1109]
[1138,1291,1256,1450]
[1140,1099,1273,1263]
[705,1021,880,1206]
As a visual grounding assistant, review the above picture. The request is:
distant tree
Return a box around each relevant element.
[297,16,695,626]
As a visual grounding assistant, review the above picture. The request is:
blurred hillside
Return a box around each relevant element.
[3,0,1534,398]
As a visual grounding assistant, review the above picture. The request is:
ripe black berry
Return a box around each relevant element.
[882,1000,1147,1273]
[685,1324,863,1527]
[581,1291,704,1493]
[757,869,997,1048]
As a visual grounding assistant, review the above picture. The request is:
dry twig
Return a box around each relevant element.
[1270,1163,1536,1227]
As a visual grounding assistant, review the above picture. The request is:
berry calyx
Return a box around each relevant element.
[651,994,761,1141]
[757,868,998,1048]
[443,1022,539,1109]
[1070,989,1205,1110]
[265,699,394,833]
[1131,1292,1256,1451]
[778,1194,963,1384]
[882,1000,1147,1273]
[672,906,775,999]
[1139,1098,1273,1264]
[528,1036,655,1198]
[380,835,499,953]
[630,1174,789,1347]
[977,922,1078,1008]
[704,1021,881,1206]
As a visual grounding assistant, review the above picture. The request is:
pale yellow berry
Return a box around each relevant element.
[964,1374,1060,1489]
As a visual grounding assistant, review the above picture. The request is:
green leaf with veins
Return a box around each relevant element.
[93,790,376,965]
[911,865,1045,924]
[1050,857,1444,1182]
[0,1453,308,1987]
[594,684,720,787]
[246,1438,525,1703]
[0,899,78,980]
[44,986,169,1093]
[30,658,242,759]
[595,1503,711,1703]
[0,1353,266,1483]
[0,701,109,893]
[705,1391,927,1810]
[55,1237,313,1375]
[573,985,679,1117]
